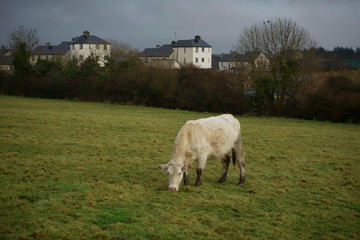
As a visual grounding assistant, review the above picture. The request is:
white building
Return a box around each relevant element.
[70,31,110,67]
[140,35,212,69]
[31,31,110,67]
[139,44,180,69]
[31,41,71,65]
[218,51,269,72]
[0,48,15,73]
[173,35,212,69]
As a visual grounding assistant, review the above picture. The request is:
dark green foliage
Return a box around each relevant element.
[2,57,359,123]
[13,43,32,79]
[2,59,250,115]
[306,76,360,123]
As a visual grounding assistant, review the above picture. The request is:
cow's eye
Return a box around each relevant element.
[178,173,181,176]
[167,172,170,175]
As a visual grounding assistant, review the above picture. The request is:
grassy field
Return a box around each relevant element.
[0,95,359,240]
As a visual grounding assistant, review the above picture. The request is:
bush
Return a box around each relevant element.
[2,58,359,123]
[306,76,360,123]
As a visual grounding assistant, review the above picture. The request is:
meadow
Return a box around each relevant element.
[0,95,359,240]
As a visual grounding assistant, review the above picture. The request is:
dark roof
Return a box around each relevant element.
[32,41,70,55]
[172,38,211,48]
[71,32,109,45]
[219,54,242,62]
[246,51,262,60]
[0,49,14,65]
[141,44,174,57]
[219,51,262,62]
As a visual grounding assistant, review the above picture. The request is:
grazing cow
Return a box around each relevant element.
[158,114,245,191]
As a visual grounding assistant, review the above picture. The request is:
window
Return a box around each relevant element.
[202,47,205,52]
[196,47,198,53]
[96,44,99,50]
[195,58,198,63]
[202,58,204,62]
[104,44,107,50]
[80,44,83,50]
[184,48,186,53]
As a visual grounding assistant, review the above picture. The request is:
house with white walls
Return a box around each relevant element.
[139,44,180,69]
[218,51,269,72]
[172,35,212,69]
[31,31,110,67]
[31,41,71,64]
[140,35,212,69]
[0,48,15,73]
[69,31,110,67]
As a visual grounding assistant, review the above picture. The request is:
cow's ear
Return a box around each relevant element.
[182,164,192,171]
[157,163,169,171]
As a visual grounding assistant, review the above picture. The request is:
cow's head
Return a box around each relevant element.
[158,162,192,191]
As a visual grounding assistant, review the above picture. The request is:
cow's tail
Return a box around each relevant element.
[232,148,236,166]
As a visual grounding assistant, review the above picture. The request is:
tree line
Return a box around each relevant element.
[1,20,359,123]
[1,54,359,123]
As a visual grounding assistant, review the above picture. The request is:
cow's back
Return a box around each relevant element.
[184,114,240,160]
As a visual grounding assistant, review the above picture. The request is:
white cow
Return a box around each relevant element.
[158,114,245,191]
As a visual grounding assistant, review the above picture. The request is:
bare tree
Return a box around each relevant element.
[106,39,139,58]
[236,17,316,59]
[7,26,40,51]
[235,17,318,112]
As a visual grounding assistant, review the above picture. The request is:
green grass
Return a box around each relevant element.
[0,95,359,240]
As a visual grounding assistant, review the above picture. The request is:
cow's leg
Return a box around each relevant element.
[218,154,231,183]
[195,157,206,187]
[183,172,190,186]
[234,135,246,185]
[195,168,203,187]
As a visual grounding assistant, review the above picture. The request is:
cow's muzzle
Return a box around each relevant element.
[168,187,178,191]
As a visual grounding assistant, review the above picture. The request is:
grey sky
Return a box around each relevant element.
[1,0,359,53]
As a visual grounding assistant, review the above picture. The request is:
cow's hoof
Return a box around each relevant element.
[195,181,202,187]
[239,178,245,185]
[218,177,226,183]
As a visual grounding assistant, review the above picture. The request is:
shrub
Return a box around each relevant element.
[307,76,360,123]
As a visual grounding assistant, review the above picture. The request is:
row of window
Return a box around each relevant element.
[183,58,211,64]
[195,58,211,63]
[183,47,210,53]
[220,62,239,67]
[71,44,109,50]
[31,54,107,62]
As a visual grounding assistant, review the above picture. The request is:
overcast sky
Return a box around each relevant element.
[1,0,359,53]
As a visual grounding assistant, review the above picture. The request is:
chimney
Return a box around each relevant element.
[46,42,52,49]
[171,41,176,45]
[156,45,160,48]
[194,35,201,42]
[83,31,90,38]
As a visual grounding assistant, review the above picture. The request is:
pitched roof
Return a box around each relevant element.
[219,54,242,62]
[0,49,14,65]
[172,38,211,48]
[71,31,109,45]
[141,44,174,57]
[219,51,263,62]
[32,41,70,55]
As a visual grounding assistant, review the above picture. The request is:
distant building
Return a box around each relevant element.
[140,35,212,69]
[31,31,110,67]
[140,44,179,69]
[31,41,71,65]
[0,48,14,73]
[218,51,269,72]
